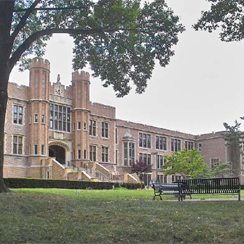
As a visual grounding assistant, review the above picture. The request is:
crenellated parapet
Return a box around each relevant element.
[72,70,90,82]
[29,58,50,71]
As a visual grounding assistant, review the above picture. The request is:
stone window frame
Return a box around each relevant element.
[13,104,24,125]
[139,133,151,149]
[102,146,109,163]
[123,142,135,166]
[50,103,71,132]
[41,115,45,124]
[101,122,109,138]
[78,149,81,159]
[41,144,45,155]
[89,120,97,137]
[171,138,181,152]
[210,158,220,170]
[156,136,167,151]
[34,113,38,123]
[89,145,96,161]
[34,145,38,155]
[185,141,194,151]
[12,135,24,155]
[139,153,151,165]
[198,143,202,152]
[156,155,166,169]
[77,121,81,130]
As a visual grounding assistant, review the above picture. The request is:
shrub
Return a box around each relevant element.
[4,178,142,190]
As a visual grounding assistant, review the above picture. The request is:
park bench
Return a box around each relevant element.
[152,183,190,201]
[178,177,241,201]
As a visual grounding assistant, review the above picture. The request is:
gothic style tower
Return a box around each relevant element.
[28,58,50,177]
[71,71,90,167]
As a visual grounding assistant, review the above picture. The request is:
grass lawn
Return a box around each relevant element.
[0,188,244,244]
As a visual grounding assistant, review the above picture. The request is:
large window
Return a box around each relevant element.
[156,136,167,150]
[157,155,166,169]
[124,142,135,166]
[157,175,167,184]
[50,103,70,132]
[211,158,219,170]
[102,146,109,162]
[171,139,181,152]
[13,105,23,125]
[13,135,23,154]
[90,145,96,161]
[102,122,109,138]
[185,141,194,151]
[89,120,96,136]
[139,133,151,148]
[198,143,202,152]
[139,153,151,165]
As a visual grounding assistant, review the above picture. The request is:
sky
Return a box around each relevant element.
[9,0,244,135]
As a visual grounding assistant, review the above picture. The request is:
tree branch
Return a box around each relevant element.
[13,6,86,12]
[11,0,42,43]
[9,27,123,71]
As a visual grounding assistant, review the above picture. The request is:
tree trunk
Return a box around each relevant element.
[0,87,10,193]
[0,0,15,193]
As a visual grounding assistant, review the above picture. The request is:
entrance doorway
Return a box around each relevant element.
[49,145,65,165]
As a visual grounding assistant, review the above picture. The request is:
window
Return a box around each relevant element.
[34,145,38,155]
[102,122,109,138]
[41,145,44,155]
[84,122,87,131]
[78,149,81,159]
[156,136,167,150]
[90,145,96,161]
[13,105,23,125]
[50,103,70,132]
[115,128,118,144]
[211,158,219,170]
[157,155,166,169]
[34,114,38,123]
[41,115,45,124]
[13,135,23,154]
[175,175,182,181]
[171,139,181,152]
[185,141,194,151]
[198,143,202,152]
[78,122,81,130]
[139,133,151,148]
[89,120,96,136]
[84,150,87,159]
[102,147,109,162]
[139,153,151,165]
[123,142,135,166]
[157,175,167,184]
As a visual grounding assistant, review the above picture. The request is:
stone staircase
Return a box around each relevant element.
[42,158,138,183]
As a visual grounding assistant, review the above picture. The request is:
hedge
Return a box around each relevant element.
[4,178,143,190]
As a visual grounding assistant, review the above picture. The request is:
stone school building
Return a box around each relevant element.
[4,58,244,185]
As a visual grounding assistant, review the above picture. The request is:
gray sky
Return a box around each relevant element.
[10,0,244,135]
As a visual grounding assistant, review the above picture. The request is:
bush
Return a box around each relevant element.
[4,178,142,190]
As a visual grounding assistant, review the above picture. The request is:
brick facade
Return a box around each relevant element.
[4,58,244,184]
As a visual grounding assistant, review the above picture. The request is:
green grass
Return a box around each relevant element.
[0,188,244,244]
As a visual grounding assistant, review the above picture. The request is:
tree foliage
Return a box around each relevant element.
[223,120,244,177]
[163,149,211,178]
[6,0,185,97]
[194,0,244,42]
[212,162,232,178]
[0,0,185,192]
[130,159,152,187]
